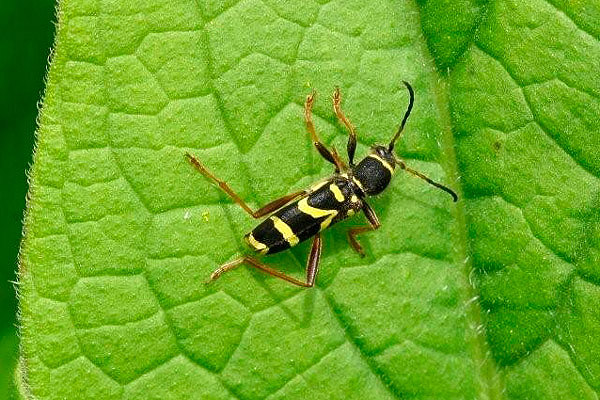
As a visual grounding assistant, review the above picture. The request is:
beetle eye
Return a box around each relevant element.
[374,146,387,158]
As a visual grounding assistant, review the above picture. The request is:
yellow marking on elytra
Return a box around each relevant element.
[270,216,299,246]
[351,195,359,203]
[369,154,395,174]
[329,183,345,202]
[347,209,355,217]
[320,215,336,230]
[352,176,365,192]
[310,179,329,192]
[246,233,268,254]
[298,198,338,231]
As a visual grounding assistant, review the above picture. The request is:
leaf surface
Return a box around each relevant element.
[18,0,600,398]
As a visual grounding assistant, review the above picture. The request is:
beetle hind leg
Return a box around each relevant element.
[206,234,322,287]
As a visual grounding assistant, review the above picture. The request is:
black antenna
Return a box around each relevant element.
[388,81,414,152]
[397,161,459,202]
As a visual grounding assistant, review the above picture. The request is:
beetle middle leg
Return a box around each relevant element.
[333,87,358,166]
[186,153,306,218]
[304,91,347,172]
[347,202,381,257]
[207,233,322,287]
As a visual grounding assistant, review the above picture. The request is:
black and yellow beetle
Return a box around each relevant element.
[186,81,457,287]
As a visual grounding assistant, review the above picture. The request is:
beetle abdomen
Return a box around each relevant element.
[245,176,362,255]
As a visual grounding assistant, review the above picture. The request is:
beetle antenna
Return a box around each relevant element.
[394,156,459,202]
[388,81,415,152]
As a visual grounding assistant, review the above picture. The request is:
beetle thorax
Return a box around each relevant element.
[352,145,396,195]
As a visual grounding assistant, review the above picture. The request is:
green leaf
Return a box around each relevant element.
[17,0,600,398]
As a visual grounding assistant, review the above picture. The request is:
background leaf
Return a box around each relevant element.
[17,0,600,399]
[0,2,56,398]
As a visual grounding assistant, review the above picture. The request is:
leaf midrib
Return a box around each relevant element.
[409,1,505,398]
[432,76,505,399]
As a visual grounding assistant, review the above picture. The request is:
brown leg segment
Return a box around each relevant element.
[304,233,322,286]
[207,233,323,287]
[333,87,357,166]
[186,153,305,218]
[347,202,381,257]
[396,159,458,202]
[304,91,347,172]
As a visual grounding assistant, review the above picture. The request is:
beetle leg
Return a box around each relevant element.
[304,91,347,172]
[347,202,381,257]
[252,190,307,217]
[333,87,357,166]
[304,232,322,287]
[206,233,322,287]
[186,153,306,218]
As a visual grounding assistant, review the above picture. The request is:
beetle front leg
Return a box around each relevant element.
[333,87,358,166]
[304,91,347,172]
[347,202,381,257]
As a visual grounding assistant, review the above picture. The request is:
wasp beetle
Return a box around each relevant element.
[186,81,457,287]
